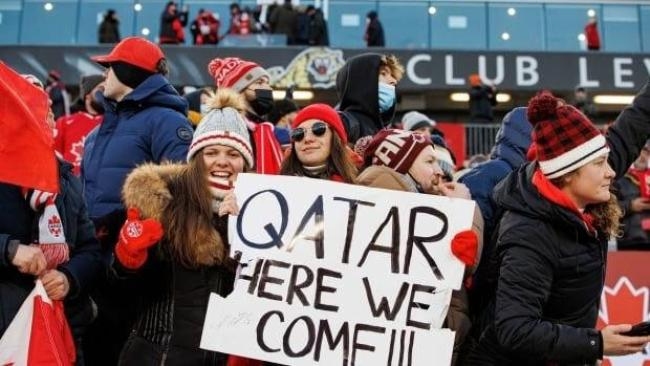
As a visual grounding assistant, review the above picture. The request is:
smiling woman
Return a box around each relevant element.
[280,103,358,183]
[111,88,254,365]
[464,85,650,365]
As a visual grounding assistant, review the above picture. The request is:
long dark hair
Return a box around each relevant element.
[280,132,357,183]
[162,151,227,268]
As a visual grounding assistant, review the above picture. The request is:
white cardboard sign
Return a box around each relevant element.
[201,174,475,366]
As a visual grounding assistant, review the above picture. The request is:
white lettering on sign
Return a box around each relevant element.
[516,56,539,86]
[613,58,634,88]
[407,54,432,85]
[478,55,504,85]
[445,55,464,85]
[579,57,600,88]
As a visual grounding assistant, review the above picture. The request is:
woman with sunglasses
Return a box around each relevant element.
[280,103,358,183]
[109,89,252,365]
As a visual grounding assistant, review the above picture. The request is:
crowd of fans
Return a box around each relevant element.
[2,27,650,366]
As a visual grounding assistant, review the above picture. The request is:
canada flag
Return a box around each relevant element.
[0,281,75,365]
[597,277,650,366]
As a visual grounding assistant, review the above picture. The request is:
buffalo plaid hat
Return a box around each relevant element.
[527,92,609,179]
[208,57,269,93]
[364,129,431,174]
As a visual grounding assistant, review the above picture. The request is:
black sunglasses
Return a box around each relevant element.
[291,122,328,142]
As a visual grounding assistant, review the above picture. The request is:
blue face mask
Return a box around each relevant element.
[378,82,396,113]
[200,104,210,116]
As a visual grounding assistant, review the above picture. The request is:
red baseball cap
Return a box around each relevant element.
[91,37,164,73]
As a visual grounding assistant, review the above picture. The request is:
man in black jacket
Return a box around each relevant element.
[335,53,403,144]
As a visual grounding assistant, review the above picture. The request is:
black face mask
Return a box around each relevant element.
[89,90,105,115]
[250,89,274,117]
[89,99,105,115]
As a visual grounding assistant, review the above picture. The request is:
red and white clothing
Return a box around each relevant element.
[246,119,282,175]
[54,112,102,176]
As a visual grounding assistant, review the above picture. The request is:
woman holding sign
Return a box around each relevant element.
[356,129,481,365]
[465,85,650,365]
[279,103,359,183]
[110,89,251,365]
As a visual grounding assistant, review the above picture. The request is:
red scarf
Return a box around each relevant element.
[532,168,596,235]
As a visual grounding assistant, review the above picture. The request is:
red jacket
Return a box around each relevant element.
[585,22,600,50]
[54,112,102,176]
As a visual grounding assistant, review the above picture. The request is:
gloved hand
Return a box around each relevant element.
[115,208,163,269]
[451,230,478,267]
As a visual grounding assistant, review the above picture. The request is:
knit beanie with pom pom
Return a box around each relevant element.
[207,57,269,93]
[527,91,609,179]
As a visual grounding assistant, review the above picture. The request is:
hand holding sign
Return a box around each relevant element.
[202,174,477,366]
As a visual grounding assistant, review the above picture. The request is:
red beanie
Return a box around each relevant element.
[292,103,348,145]
[364,129,431,174]
[527,92,609,179]
[208,57,270,93]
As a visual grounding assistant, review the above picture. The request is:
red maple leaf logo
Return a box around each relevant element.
[47,215,62,237]
[70,138,86,168]
[597,277,650,366]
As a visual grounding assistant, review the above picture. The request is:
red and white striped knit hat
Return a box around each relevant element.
[187,106,254,169]
[208,57,270,93]
[527,92,609,179]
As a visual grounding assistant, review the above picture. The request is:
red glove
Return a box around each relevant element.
[227,355,263,366]
[115,208,163,269]
[451,230,478,267]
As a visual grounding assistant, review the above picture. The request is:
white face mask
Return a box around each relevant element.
[200,104,210,116]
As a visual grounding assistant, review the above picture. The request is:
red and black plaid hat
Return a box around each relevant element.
[527,92,609,179]
[364,129,431,174]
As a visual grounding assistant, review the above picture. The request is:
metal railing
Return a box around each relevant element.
[465,123,501,157]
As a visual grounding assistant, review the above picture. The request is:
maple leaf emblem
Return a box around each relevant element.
[47,215,63,237]
[70,137,86,168]
[598,277,650,366]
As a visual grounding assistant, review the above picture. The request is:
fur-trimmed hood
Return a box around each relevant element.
[122,162,184,221]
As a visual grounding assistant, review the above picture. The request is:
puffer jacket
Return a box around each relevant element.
[112,163,234,366]
[82,73,191,221]
[459,107,532,327]
[465,79,650,365]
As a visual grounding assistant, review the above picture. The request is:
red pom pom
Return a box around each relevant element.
[527,92,559,126]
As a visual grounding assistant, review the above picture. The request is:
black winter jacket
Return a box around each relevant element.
[469,85,497,123]
[115,249,234,365]
[0,160,102,337]
[465,79,650,365]
[112,164,235,366]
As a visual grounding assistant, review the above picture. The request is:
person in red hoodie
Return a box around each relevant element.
[54,75,104,176]
[585,15,600,51]
[208,57,283,175]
